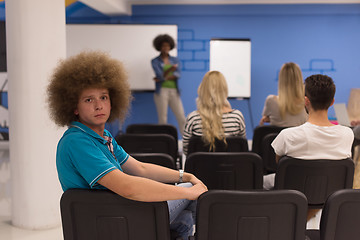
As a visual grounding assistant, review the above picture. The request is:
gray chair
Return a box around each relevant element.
[184,152,263,190]
[306,189,360,240]
[60,189,171,240]
[193,189,308,240]
[274,156,354,209]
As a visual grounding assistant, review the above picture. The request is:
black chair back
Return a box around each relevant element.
[185,152,263,190]
[261,133,279,174]
[251,125,285,157]
[275,156,354,208]
[194,190,307,240]
[306,189,360,240]
[125,124,181,169]
[187,135,248,156]
[126,123,178,141]
[115,133,177,161]
[60,189,170,240]
[131,152,176,170]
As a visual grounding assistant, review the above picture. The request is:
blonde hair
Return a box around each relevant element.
[196,71,231,151]
[278,62,305,118]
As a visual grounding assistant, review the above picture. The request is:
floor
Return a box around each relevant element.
[0,143,359,240]
[0,216,63,240]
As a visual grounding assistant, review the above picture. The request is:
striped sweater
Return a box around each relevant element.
[182,109,246,156]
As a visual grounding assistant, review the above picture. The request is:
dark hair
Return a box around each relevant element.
[47,51,132,127]
[153,34,175,51]
[305,74,335,110]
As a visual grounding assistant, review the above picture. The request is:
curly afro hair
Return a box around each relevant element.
[153,34,175,51]
[47,51,132,127]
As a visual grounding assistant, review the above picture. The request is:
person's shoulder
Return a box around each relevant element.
[168,55,179,61]
[335,125,355,136]
[266,94,277,100]
[186,110,200,120]
[61,125,98,143]
[265,95,278,105]
[151,55,161,62]
[279,123,306,135]
[229,109,244,117]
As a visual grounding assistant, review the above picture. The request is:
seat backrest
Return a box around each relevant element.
[126,123,178,141]
[319,189,360,240]
[274,156,354,208]
[187,135,248,156]
[251,125,285,157]
[184,152,263,190]
[261,133,279,174]
[351,137,360,157]
[60,189,170,240]
[195,189,307,240]
[115,133,177,161]
[131,152,176,170]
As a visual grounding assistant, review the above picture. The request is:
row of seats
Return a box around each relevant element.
[117,124,360,173]
[60,188,360,240]
[109,150,354,210]
[116,123,355,209]
[116,124,283,172]
[59,124,358,239]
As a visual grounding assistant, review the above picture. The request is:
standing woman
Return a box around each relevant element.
[182,71,247,156]
[260,62,308,127]
[151,34,186,134]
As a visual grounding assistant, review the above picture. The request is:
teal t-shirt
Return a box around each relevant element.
[56,121,129,191]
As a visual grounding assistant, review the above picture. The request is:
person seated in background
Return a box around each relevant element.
[351,120,360,139]
[260,62,308,127]
[263,74,354,220]
[47,51,207,240]
[182,70,247,156]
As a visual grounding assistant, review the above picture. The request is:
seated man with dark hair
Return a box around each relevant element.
[264,74,354,220]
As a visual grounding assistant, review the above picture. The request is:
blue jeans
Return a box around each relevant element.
[167,183,196,239]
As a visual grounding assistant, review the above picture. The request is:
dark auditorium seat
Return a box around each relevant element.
[192,189,307,240]
[187,135,248,157]
[306,189,360,240]
[275,156,354,209]
[185,152,263,190]
[60,189,171,240]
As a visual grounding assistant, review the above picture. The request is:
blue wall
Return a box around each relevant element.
[67,4,360,139]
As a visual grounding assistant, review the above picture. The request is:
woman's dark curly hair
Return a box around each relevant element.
[153,34,175,51]
[47,51,132,127]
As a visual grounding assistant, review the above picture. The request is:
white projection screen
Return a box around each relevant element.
[66,24,178,91]
[210,39,251,98]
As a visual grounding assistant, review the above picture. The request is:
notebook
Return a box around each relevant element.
[333,103,351,127]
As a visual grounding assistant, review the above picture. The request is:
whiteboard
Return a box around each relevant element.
[210,39,251,98]
[66,24,178,91]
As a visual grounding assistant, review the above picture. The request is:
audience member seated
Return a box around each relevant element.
[260,62,308,127]
[263,74,354,220]
[47,51,207,240]
[182,71,246,156]
[351,120,360,139]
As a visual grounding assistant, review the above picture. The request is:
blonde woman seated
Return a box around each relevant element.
[260,62,308,127]
[182,71,247,156]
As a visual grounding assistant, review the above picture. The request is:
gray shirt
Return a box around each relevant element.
[262,95,308,127]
